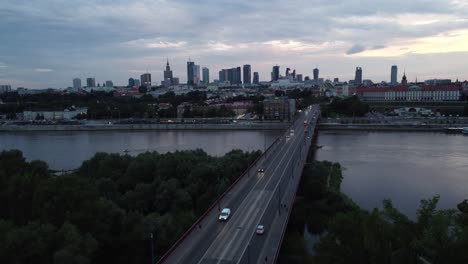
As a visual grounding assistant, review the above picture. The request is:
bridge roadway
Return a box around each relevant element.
[159,105,320,264]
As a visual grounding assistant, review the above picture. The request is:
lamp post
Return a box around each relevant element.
[150,232,155,264]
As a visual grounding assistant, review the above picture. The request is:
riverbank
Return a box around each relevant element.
[0,122,289,132]
[319,123,467,132]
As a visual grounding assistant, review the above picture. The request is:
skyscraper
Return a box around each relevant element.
[219,70,226,82]
[105,80,113,87]
[128,78,135,87]
[253,72,259,84]
[355,67,362,86]
[164,59,173,84]
[194,65,201,85]
[296,74,303,82]
[236,66,241,85]
[187,60,195,85]
[140,73,151,87]
[243,64,251,85]
[202,67,209,83]
[272,66,280,81]
[86,78,95,87]
[73,78,81,90]
[391,65,398,85]
[313,68,319,81]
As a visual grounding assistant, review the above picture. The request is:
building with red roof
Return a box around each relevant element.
[356,84,462,102]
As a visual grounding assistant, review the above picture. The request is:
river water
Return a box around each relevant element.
[1,130,467,216]
[0,130,282,170]
[315,131,468,217]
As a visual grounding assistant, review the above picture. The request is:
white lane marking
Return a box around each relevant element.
[195,124,299,264]
[234,116,310,264]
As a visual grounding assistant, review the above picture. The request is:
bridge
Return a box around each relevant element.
[158,104,320,264]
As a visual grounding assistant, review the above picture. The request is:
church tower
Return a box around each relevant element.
[401,71,408,85]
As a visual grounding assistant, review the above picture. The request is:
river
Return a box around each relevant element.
[0,130,282,170]
[315,131,468,218]
[1,130,467,216]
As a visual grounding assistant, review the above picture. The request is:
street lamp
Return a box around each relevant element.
[150,232,155,264]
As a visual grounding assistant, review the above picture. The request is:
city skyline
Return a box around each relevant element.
[1,0,468,88]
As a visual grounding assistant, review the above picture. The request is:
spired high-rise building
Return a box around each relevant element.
[202,67,209,84]
[164,59,173,83]
[73,78,81,90]
[313,68,319,81]
[355,67,363,86]
[243,64,251,85]
[253,72,259,84]
[391,65,398,85]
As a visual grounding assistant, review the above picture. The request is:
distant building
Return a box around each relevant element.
[272,66,280,81]
[105,80,113,87]
[194,65,201,85]
[356,84,461,102]
[424,79,452,85]
[134,79,141,87]
[253,72,259,84]
[313,68,319,81]
[355,67,362,86]
[140,73,151,87]
[202,67,209,83]
[86,78,96,88]
[362,79,373,86]
[391,65,398,85]
[187,60,195,85]
[243,64,251,85]
[164,59,173,84]
[296,74,303,82]
[128,78,135,87]
[0,84,12,94]
[401,72,408,85]
[263,97,296,121]
[72,78,81,90]
[218,67,242,85]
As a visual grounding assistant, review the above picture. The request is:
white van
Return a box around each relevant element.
[219,208,231,221]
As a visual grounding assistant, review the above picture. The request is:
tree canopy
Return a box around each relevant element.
[0,148,260,263]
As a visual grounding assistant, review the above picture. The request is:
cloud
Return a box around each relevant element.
[34,68,53,72]
[1,0,468,88]
[346,44,367,55]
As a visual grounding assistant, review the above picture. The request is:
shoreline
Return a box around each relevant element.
[0,122,290,132]
[318,123,467,132]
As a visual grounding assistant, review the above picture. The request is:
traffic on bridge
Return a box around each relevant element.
[159,104,320,264]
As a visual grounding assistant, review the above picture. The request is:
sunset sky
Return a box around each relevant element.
[1,0,468,88]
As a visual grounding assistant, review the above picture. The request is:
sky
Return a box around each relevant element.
[1,0,468,89]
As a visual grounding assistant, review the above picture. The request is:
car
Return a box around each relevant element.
[256,225,265,235]
[219,208,231,221]
[257,168,265,173]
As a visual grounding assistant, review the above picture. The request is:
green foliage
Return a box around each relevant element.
[280,159,468,264]
[0,149,260,263]
[322,96,370,117]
